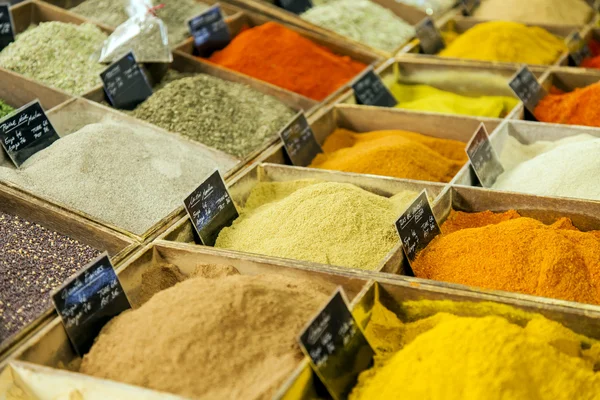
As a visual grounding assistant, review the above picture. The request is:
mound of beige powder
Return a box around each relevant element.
[473,0,592,26]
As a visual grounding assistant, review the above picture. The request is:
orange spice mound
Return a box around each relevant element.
[412,210,600,305]
[207,22,366,101]
[534,82,600,127]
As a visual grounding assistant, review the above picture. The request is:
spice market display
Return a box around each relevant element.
[3,0,600,399]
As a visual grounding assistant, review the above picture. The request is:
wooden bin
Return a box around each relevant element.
[0,68,71,112]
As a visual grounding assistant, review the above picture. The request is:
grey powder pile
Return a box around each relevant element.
[0,123,237,235]
[0,22,107,95]
[132,74,295,158]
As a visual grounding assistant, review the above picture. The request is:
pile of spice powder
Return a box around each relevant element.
[131,74,295,158]
[309,129,467,183]
[534,81,600,127]
[215,180,418,270]
[412,210,600,305]
[80,264,333,399]
[439,21,567,65]
[207,22,366,101]
[473,0,592,26]
[0,99,14,119]
[0,211,100,345]
[0,22,107,95]
[70,0,209,47]
[395,0,455,15]
[349,299,600,400]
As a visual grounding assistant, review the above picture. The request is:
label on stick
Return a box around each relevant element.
[567,32,593,66]
[395,190,441,263]
[279,112,323,167]
[509,66,546,119]
[415,17,445,55]
[183,170,238,246]
[275,0,313,14]
[466,123,504,188]
[0,100,59,167]
[299,288,374,400]
[0,3,14,51]
[188,4,231,57]
[52,252,131,356]
[352,67,397,108]
[101,51,153,110]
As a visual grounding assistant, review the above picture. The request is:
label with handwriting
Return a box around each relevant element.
[352,67,397,108]
[279,112,323,167]
[299,289,374,400]
[275,0,313,14]
[568,32,593,66]
[508,66,546,118]
[395,190,441,263]
[466,123,504,188]
[52,252,131,356]
[0,4,14,51]
[188,4,231,57]
[101,52,153,111]
[183,170,238,246]
[415,17,445,55]
[0,100,60,167]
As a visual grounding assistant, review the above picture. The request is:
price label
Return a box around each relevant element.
[0,100,60,167]
[509,66,547,118]
[183,170,238,246]
[352,67,397,108]
[568,32,593,66]
[279,112,323,167]
[100,52,153,111]
[275,0,313,14]
[395,190,441,264]
[415,17,445,55]
[0,3,14,51]
[299,288,374,400]
[466,123,504,188]
[188,4,231,57]
[460,0,480,16]
[52,252,131,356]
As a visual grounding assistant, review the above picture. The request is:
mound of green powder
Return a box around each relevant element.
[0,99,14,119]
[0,22,107,95]
[215,180,417,270]
[132,74,295,158]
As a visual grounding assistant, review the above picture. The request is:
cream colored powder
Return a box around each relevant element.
[473,0,592,26]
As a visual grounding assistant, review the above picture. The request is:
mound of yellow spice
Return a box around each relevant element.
[412,210,600,304]
[309,129,467,183]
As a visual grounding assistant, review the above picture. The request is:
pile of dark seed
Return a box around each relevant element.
[0,211,101,345]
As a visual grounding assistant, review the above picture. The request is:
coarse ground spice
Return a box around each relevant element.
[207,22,366,101]
[131,74,295,158]
[215,180,417,270]
[412,210,600,305]
[0,22,107,95]
[309,129,467,183]
[80,263,333,399]
[534,82,600,127]
[0,99,14,119]
[0,211,100,345]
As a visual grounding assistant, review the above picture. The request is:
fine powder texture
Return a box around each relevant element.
[473,0,592,26]
[207,22,366,101]
[534,82,600,128]
[80,269,333,399]
[0,22,107,95]
[493,135,600,201]
[309,129,467,183]
[350,301,600,400]
[0,212,100,345]
[439,21,567,65]
[301,0,414,53]
[132,74,294,158]
[0,123,236,235]
[215,180,417,270]
[412,210,600,305]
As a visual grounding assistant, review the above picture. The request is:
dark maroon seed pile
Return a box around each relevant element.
[0,211,101,345]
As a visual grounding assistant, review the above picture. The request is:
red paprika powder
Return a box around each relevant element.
[534,81,600,127]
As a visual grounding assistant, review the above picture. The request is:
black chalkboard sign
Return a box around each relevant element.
[415,17,445,55]
[279,112,323,167]
[395,190,441,264]
[466,123,504,188]
[509,67,547,119]
[0,100,60,167]
[100,52,153,111]
[52,252,131,356]
[568,32,593,67]
[183,170,238,246]
[0,4,14,51]
[352,67,397,108]
[275,0,313,14]
[188,4,231,57]
[299,288,374,400]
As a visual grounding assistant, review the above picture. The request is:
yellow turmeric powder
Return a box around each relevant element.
[309,129,467,183]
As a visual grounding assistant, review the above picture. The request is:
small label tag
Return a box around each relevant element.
[415,17,445,55]
[100,52,153,110]
[460,0,480,16]
[395,190,441,263]
[0,100,60,167]
[466,123,504,188]
[567,32,593,66]
[352,66,397,108]
[275,0,313,14]
[299,288,374,400]
[279,112,323,167]
[0,3,14,51]
[509,66,547,118]
[52,252,131,356]
[183,170,238,246]
[188,4,231,57]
